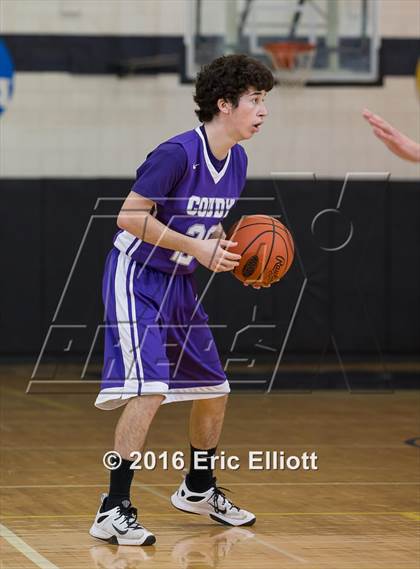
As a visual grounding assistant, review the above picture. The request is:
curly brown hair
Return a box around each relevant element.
[194,54,274,123]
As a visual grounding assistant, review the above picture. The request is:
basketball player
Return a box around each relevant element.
[363,109,420,163]
[89,55,274,545]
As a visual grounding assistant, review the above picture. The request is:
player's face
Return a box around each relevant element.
[231,88,268,140]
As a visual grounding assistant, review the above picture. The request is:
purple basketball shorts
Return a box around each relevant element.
[95,248,230,410]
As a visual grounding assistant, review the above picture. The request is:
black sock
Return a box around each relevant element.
[102,458,135,511]
[186,445,216,493]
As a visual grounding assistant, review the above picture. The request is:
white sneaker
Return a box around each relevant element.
[89,494,156,546]
[170,478,256,527]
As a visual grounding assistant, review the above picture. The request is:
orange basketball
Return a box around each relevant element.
[226,215,294,285]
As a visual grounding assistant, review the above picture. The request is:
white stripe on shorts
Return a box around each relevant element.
[95,251,168,410]
[114,230,142,256]
[114,251,141,396]
[128,257,144,381]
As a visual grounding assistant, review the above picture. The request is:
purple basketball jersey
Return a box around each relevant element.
[113,127,248,274]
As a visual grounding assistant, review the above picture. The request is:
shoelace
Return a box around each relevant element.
[115,505,143,529]
[210,483,240,514]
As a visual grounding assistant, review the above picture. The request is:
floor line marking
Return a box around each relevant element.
[0,523,59,569]
[400,512,420,521]
[140,485,169,501]
[1,387,76,413]
[0,481,418,489]
[0,511,418,520]
[0,444,411,450]
[253,536,307,563]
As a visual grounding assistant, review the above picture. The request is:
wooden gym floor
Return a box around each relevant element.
[0,364,419,568]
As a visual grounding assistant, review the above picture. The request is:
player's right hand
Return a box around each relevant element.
[194,239,241,273]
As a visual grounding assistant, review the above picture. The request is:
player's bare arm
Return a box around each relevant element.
[362,109,420,163]
[117,191,241,273]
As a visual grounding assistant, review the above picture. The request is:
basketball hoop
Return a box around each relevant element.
[263,41,316,88]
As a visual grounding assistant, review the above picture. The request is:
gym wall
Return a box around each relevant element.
[1,0,419,366]
[1,0,419,178]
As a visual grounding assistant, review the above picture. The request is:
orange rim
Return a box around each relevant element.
[263,41,316,71]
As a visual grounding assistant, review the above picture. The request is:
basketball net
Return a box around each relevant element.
[263,42,316,89]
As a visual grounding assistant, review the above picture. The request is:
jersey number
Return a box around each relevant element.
[170,223,219,266]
